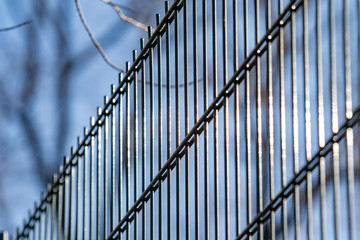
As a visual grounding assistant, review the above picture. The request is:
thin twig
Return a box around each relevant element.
[102,0,150,33]
[0,20,32,32]
[74,0,125,73]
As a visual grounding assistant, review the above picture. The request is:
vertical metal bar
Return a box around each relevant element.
[193,0,200,236]
[71,148,76,240]
[344,0,352,120]
[140,38,146,240]
[319,156,326,240]
[233,0,240,237]
[133,50,139,240]
[63,157,68,240]
[104,97,109,239]
[175,5,181,240]
[329,0,338,134]
[39,200,43,240]
[36,202,42,240]
[267,0,275,238]
[125,62,131,240]
[148,25,155,240]
[344,1,354,236]
[278,0,287,239]
[291,4,300,240]
[90,117,95,240]
[36,203,41,240]
[203,0,209,238]
[184,1,190,239]
[212,0,219,238]
[222,0,229,238]
[69,152,75,239]
[346,128,355,240]
[255,0,263,239]
[111,85,116,233]
[119,73,124,240]
[333,142,340,240]
[316,0,326,239]
[83,128,88,240]
[303,1,313,239]
[244,2,252,240]
[156,14,162,240]
[76,138,81,240]
[30,211,35,240]
[34,211,37,239]
[164,2,171,239]
[51,174,57,240]
[329,0,339,229]
[45,188,50,240]
[97,107,102,240]
[58,167,64,240]
[317,0,325,149]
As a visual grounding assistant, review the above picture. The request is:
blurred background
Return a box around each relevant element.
[0,0,162,233]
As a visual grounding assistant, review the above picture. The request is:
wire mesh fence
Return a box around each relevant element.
[15,0,360,239]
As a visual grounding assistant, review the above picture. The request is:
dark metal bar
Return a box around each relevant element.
[291,4,300,240]
[83,128,88,240]
[51,174,57,240]
[165,2,171,239]
[266,0,275,238]
[119,73,124,240]
[255,0,263,239]
[278,0,287,239]
[133,50,139,240]
[222,0,229,238]
[71,150,76,240]
[125,61,131,240]
[316,0,326,239]
[303,1,313,239]
[174,5,180,240]
[148,24,155,240]
[76,137,81,240]
[183,1,190,239]
[111,85,116,233]
[212,0,219,238]
[104,96,109,239]
[90,117,95,240]
[192,0,200,237]
[156,14,162,240]
[45,186,50,240]
[203,0,209,238]
[244,2,252,240]
[58,166,64,240]
[63,157,68,240]
[140,37,146,240]
[97,107,102,240]
[233,0,240,237]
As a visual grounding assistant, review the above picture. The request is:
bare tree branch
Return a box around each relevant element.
[102,0,150,32]
[0,20,32,32]
[74,0,125,73]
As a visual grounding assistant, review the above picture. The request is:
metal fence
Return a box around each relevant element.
[15,0,360,239]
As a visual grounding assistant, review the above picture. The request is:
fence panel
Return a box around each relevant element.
[16,0,360,239]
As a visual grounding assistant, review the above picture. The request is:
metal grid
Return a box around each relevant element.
[16,0,360,239]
